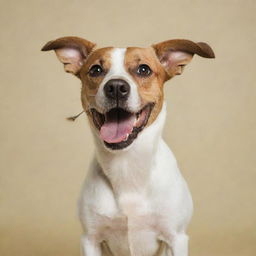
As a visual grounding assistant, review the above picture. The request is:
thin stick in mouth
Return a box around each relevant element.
[66,110,84,121]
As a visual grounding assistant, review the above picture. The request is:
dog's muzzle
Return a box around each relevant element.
[90,79,154,150]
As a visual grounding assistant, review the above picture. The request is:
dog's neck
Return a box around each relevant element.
[92,102,167,197]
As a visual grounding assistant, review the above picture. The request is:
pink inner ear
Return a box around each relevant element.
[55,47,83,74]
[56,48,83,65]
[161,50,193,75]
[163,51,192,67]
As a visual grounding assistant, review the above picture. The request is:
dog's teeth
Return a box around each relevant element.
[124,134,129,141]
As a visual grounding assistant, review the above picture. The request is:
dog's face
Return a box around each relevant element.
[79,46,166,150]
[42,37,214,150]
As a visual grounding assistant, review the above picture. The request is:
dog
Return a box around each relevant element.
[42,37,214,256]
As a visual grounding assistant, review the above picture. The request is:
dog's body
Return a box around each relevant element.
[42,38,214,256]
[79,102,192,256]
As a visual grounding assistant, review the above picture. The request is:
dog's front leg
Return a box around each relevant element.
[80,235,101,256]
[165,233,189,256]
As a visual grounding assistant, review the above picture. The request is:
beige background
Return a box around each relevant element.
[1,0,255,255]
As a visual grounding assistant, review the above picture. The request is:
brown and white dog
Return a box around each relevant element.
[42,37,214,256]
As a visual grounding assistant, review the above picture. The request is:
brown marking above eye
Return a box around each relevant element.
[125,48,164,79]
[80,47,113,79]
[125,47,166,86]
[99,59,104,66]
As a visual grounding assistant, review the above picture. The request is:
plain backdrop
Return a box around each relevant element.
[0,0,255,256]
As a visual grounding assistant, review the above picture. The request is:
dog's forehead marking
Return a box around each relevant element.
[109,48,127,75]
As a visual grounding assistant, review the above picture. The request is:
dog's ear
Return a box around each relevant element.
[152,39,215,79]
[41,36,96,75]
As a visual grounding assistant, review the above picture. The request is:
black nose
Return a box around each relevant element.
[104,79,130,100]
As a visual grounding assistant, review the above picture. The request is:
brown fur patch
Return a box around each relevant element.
[80,47,114,127]
[124,47,167,126]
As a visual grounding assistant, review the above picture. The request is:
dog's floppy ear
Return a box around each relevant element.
[41,36,96,75]
[152,39,215,79]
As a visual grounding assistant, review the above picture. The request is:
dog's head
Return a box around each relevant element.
[42,37,214,150]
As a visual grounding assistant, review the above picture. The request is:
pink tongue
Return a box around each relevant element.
[100,114,136,143]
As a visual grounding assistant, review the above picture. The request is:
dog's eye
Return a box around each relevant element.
[89,65,103,77]
[136,64,152,77]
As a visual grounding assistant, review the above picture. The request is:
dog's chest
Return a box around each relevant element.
[97,193,162,256]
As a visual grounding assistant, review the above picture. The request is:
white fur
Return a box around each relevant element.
[95,48,141,113]
[78,101,193,256]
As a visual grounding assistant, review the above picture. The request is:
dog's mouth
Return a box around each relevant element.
[91,103,154,150]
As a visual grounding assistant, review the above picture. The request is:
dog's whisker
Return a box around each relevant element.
[66,110,84,121]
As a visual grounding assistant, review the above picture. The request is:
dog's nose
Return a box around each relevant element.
[104,79,130,100]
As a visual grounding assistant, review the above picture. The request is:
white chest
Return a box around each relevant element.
[95,194,163,256]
